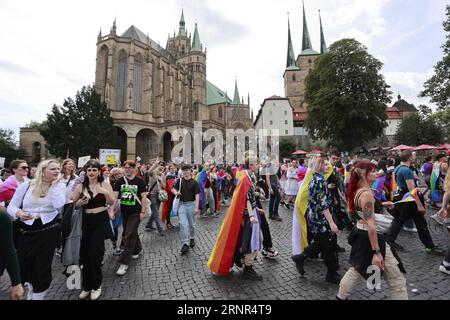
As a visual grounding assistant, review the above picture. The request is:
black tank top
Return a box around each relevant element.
[84,186,107,209]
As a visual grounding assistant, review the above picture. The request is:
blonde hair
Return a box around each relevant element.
[32,159,60,186]
[310,156,326,173]
[61,159,76,179]
[110,167,124,182]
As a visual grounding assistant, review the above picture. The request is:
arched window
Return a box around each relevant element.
[133,53,142,112]
[292,74,296,81]
[116,50,127,111]
[218,106,223,119]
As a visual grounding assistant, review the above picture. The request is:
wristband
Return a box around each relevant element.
[372,249,381,255]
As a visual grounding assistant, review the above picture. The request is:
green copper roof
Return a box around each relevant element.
[286,14,298,69]
[301,1,313,52]
[300,48,320,56]
[232,79,240,105]
[319,10,327,54]
[286,65,300,71]
[179,10,187,37]
[206,81,232,106]
[191,23,202,52]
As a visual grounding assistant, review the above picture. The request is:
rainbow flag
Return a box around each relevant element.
[196,169,208,210]
[430,163,442,203]
[394,188,419,204]
[208,171,251,275]
[372,175,387,202]
[292,168,314,255]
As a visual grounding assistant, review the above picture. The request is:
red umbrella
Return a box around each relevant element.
[412,144,437,151]
[437,144,450,150]
[292,149,308,155]
[389,145,414,152]
[307,149,324,155]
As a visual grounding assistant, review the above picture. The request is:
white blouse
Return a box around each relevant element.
[61,176,77,204]
[7,181,66,226]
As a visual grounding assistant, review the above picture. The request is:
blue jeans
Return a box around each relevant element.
[178,201,196,246]
[269,184,281,217]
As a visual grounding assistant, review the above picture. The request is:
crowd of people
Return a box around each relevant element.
[0,148,449,300]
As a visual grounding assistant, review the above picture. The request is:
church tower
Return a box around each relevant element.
[166,10,191,59]
[188,22,207,121]
[283,13,302,109]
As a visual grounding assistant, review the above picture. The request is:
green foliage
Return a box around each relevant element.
[39,86,120,159]
[280,138,296,159]
[304,38,391,151]
[394,105,444,146]
[433,108,450,142]
[420,5,450,111]
[0,129,26,168]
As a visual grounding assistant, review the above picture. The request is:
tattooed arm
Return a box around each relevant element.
[359,191,384,270]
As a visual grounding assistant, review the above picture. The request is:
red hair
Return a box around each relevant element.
[347,160,377,214]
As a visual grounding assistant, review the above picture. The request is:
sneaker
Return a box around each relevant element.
[181,244,189,255]
[262,248,278,258]
[113,247,123,256]
[283,203,290,210]
[291,254,306,275]
[145,226,157,232]
[79,290,90,299]
[430,213,444,225]
[439,263,450,275]
[425,246,446,256]
[90,287,101,300]
[26,283,33,300]
[116,264,129,276]
[243,265,263,281]
[132,254,140,259]
[189,239,195,248]
[167,223,175,229]
[326,271,342,284]
[210,213,219,218]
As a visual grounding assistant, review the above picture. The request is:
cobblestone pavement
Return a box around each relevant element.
[1,201,449,300]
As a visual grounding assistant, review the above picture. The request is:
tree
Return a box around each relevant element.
[433,108,450,142]
[280,138,296,159]
[39,86,120,159]
[0,129,26,168]
[394,105,444,146]
[420,5,450,111]
[304,38,391,151]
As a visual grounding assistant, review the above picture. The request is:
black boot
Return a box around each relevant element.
[326,271,342,284]
[243,265,263,281]
[291,254,307,275]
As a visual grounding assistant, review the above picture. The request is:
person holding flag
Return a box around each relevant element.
[385,150,445,255]
[208,153,263,280]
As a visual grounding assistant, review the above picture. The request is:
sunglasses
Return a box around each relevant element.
[20,166,29,170]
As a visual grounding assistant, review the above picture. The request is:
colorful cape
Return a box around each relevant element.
[196,169,208,209]
[292,168,314,255]
[161,175,176,222]
[208,171,251,275]
[430,162,442,203]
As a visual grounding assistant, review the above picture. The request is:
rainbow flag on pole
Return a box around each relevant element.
[208,171,251,275]
[430,163,442,203]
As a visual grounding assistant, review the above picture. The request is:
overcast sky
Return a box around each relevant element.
[0,0,448,140]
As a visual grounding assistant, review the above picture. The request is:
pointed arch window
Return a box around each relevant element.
[133,53,142,112]
[116,50,127,111]
[218,105,223,119]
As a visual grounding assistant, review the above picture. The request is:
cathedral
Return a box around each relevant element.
[94,11,254,163]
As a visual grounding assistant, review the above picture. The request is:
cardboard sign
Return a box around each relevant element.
[0,157,5,168]
[99,149,121,165]
[77,156,91,168]
[136,156,141,162]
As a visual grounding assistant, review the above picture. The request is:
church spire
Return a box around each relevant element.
[319,10,327,54]
[191,22,202,52]
[179,9,187,37]
[111,17,117,36]
[232,78,240,105]
[301,0,313,51]
[286,13,297,69]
